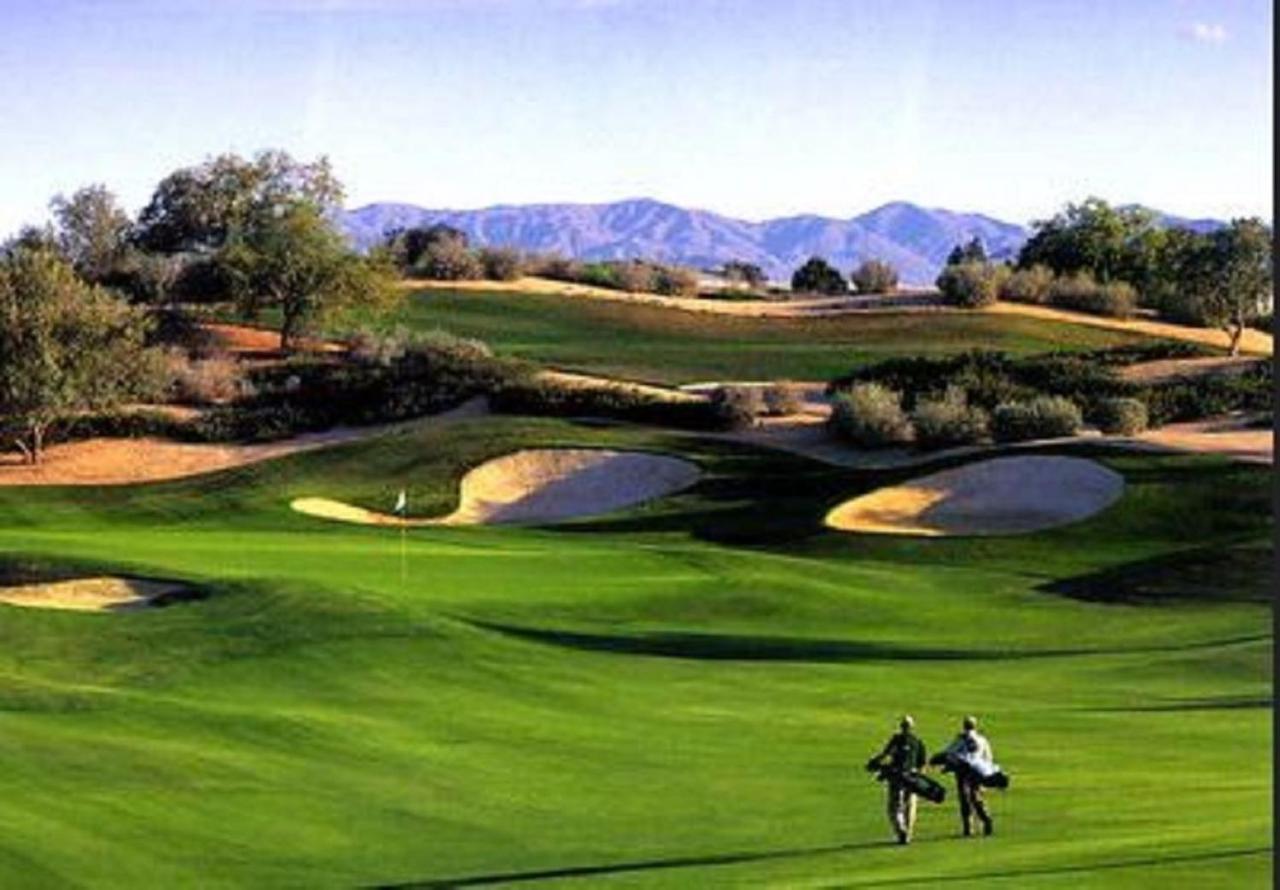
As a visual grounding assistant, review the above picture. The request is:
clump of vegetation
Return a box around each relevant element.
[478,246,524,282]
[828,383,912,448]
[491,379,738,431]
[761,382,805,416]
[991,396,1082,442]
[936,262,1007,308]
[708,386,761,428]
[850,260,898,295]
[998,264,1055,304]
[164,348,248,405]
[1045,273,1136,319]
[910,386,989,449]
[791,256,847,295]
[1092,397,1149,435]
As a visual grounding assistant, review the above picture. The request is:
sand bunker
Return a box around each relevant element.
[0,576,191,612]
[292,448,701,527]
[825,456,1124,536]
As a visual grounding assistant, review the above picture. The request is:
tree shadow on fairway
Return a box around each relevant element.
[1039,542,1273,605]
[377,838,918,888]
[467,621,1270,664]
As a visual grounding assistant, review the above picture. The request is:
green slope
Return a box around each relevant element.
[0,418,1270,887]
[386,289,1161,384]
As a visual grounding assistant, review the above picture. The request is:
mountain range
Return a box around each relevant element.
[339,198,1221,285]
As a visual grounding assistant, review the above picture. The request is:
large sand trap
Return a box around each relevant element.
[0,576,190,612]
[292,448,701,527]
[825,456,1124,536]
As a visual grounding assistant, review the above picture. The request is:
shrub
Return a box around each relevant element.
[991,396,1082,442]
[1093,397,1149,435]
[762,382,805,416]
[1046,273,1137,319]
[791,257,847,295]
[936,262,1006,308]
[164,348,249,405]
[531,253,583,282]
[910,386,990,449]
[578,262,620,289]
[490,378,733,431]
[652,264,700,297]
[850,260,899,295]
[612,261,657,293]
[413,239,483,280]
[478,246,524,282]
[999,264,1054,304]
[709,386,763,426]
[828,383,912,448]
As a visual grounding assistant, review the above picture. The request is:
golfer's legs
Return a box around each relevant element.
[904,791,918,837]
[957,777,974,832]
[886,783,903,833]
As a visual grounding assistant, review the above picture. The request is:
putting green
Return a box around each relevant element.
[0,415,1270,887]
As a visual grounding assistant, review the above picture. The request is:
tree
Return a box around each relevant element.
[722,260,766,288]
[850,259,899,294]
[0,247,159,463]
[1017,198,1157,284]
[386,224,470,272]
[936,262,1007,308]
[791,256,847,295]
[220,202,398,349]
[946,237,987,266]
[135,150,343,254]
[413,229,482,281]
[49,184,132,283]
[1185,218,1273,355]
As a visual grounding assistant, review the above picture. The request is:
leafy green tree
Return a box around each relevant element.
[220,203,398,349]
[49,184,133,283]
[850,259,899,294]
[791,256,847,295]
[1185,219,1273,355]
[946,237,987,266]
[1017,198,1157,283]
[135,150,343,254]
[936,261,1007,308]
[386,224,470,272]
[0,247,160,463]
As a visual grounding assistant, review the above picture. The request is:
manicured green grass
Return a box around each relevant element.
[0,416,1270,887]
[386,288,1160,384]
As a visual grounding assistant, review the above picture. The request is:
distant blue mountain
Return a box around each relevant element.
[340,198,1222,285]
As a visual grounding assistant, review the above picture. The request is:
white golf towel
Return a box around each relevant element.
[393,489,407,515]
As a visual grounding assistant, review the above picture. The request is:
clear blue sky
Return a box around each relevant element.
[0,0,1272,236]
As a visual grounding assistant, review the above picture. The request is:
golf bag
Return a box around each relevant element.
[930,750,1011,790]
[867,761,947,804]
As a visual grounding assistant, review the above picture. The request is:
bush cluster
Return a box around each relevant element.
[991,396,1083,442]
[1045,273,1137,319]
[850,260,899,295]
[491,379,739,431]
[1092,397,1149,435]
[936,262,1007,308]
[910,386,990,449]
[527,254,700,297]
[828,383,913,448]
[164,348,249,405]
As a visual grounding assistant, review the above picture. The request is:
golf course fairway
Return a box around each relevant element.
[0,415,1270,887]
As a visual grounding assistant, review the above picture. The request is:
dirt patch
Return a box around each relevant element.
[1134,416,1272,464]
[201,323,344,358]
[0,397,490,487]
[292,448,701,527]
[986,302,1273,356]
[0,576,193,612]
[825,456,1124,536]
[1117,356,1264,385]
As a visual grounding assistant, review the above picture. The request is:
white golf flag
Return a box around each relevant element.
[393,489,407,515]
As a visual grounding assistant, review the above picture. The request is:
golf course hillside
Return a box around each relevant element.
[0,413,1270,887]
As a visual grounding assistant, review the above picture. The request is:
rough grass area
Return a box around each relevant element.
[386,288,1161,384]
[0,417,1270,887]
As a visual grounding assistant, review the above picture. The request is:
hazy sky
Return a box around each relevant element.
[1,0,1272,235]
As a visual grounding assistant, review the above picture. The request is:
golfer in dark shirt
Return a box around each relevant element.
[867,715,928,844]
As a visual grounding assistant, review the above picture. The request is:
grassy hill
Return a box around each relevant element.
[0,416,1269,886]
[387,287,1163,384]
